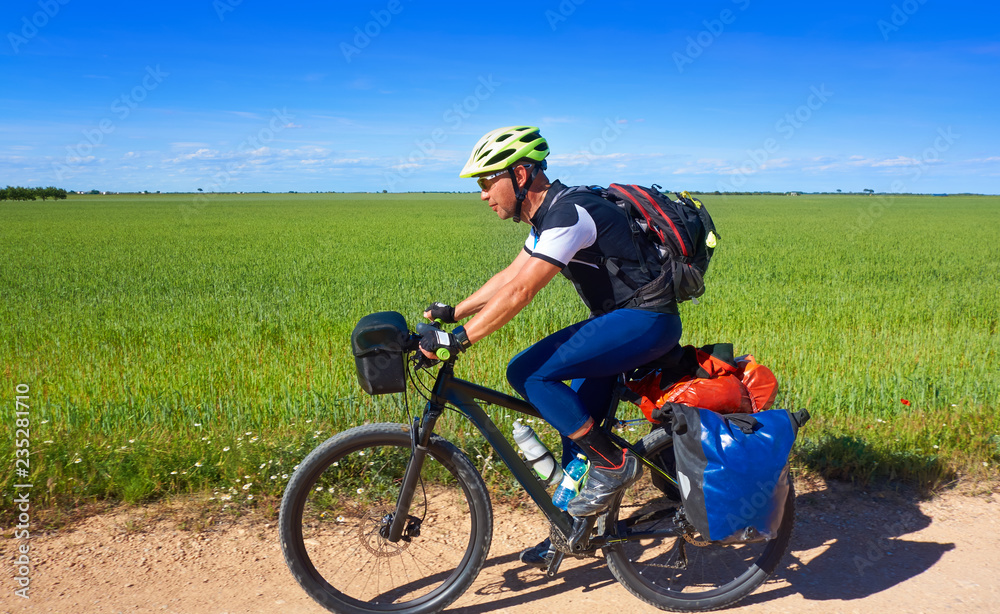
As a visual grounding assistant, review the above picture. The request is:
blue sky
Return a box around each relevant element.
[2,0,998,193]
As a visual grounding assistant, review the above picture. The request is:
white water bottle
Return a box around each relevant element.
[512,420,563,486]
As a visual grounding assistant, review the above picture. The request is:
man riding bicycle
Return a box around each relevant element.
[419,125,682,567]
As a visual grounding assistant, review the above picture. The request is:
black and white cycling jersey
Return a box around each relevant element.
[523,180,672,315]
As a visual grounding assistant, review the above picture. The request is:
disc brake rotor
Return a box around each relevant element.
[359,510,410,557]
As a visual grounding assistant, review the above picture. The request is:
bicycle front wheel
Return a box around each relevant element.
[279,423,493,614]
[603,426,794,612]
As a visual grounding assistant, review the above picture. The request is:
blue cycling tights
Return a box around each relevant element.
[506,309,681,465]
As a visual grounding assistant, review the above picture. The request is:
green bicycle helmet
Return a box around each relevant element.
[459,126,550,178]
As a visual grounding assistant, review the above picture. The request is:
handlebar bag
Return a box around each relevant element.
[351,311,409,395]
[667,403,808,543]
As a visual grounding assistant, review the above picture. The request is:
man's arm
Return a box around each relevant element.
[463,256,562,343]
[450,249,533,320]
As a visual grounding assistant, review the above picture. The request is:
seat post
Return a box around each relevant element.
[600,375,628,431]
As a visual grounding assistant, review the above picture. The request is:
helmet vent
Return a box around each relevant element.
[520,131,540,142]
[496,133,512,142]
[486,149,516,166]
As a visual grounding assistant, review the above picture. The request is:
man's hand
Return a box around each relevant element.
[424,302,457,323]
[419,326,470,361]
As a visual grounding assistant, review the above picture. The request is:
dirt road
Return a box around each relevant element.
[2,480,998,614]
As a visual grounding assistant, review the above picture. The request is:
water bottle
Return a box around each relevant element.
[512,420,563,486]
[552,454,590,511]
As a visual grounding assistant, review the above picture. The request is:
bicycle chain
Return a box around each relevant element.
[682,533,710,547]
[618,501,710,547]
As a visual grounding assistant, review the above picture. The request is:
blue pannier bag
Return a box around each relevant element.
[665,402,810,543]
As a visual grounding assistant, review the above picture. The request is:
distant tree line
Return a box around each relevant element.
[0,186,69,201]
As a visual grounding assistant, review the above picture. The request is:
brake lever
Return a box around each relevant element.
[412,351,438,371]
[408,328,439,371]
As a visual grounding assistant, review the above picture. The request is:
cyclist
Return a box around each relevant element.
[419,125,682,567]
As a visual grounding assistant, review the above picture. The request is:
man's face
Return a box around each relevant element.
[478,168,521,220]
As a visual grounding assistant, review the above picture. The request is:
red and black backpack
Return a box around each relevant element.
[587,184,720,310]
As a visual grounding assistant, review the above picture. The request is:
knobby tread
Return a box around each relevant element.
[279,423,493,614]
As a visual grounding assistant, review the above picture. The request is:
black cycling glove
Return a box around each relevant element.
[424,302,457,323]
[419,326,471,360]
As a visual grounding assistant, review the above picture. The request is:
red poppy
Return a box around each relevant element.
[900,399,911,406]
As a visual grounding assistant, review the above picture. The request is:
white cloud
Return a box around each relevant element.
[165,148,220,163]
[672,159,735,175]
[870,156,924,168]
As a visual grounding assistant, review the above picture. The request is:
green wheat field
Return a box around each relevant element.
[2,192,998,522]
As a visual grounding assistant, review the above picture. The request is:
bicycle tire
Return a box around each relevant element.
[279,423,493,614]
[603,426,794,612]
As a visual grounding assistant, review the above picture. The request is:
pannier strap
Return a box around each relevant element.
[651,403,761,434]
[789,409,811,436]
[724,413,760,434]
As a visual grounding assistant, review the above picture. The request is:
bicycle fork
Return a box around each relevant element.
[385,403,443,543]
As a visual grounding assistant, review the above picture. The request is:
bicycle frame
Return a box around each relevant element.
[387,360,575,543]
[387,359,684,552]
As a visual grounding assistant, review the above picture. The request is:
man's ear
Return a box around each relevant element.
[515,165,530,188]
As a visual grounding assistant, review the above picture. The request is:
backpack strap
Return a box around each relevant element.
[584,185,650,276]
[570,250,643,291]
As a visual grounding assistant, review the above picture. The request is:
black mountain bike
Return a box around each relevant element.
[279,317,794,614]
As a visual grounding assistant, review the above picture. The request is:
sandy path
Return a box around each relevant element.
[2,482,998,614]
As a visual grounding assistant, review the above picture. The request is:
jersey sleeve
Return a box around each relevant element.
[528,204,598,268]
[523,228,538,255]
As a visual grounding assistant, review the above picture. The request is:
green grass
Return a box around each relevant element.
[1,192,998,522]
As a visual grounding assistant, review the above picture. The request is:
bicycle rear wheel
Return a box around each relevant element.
[279,423,493,614]
[603,426,793,612]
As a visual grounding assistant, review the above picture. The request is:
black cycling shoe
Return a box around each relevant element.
[567,451,642,517]
[519,538,554,568]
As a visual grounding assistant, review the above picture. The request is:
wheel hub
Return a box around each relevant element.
[360,511,410,557]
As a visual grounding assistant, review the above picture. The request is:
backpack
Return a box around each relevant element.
[586,184,719,310]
